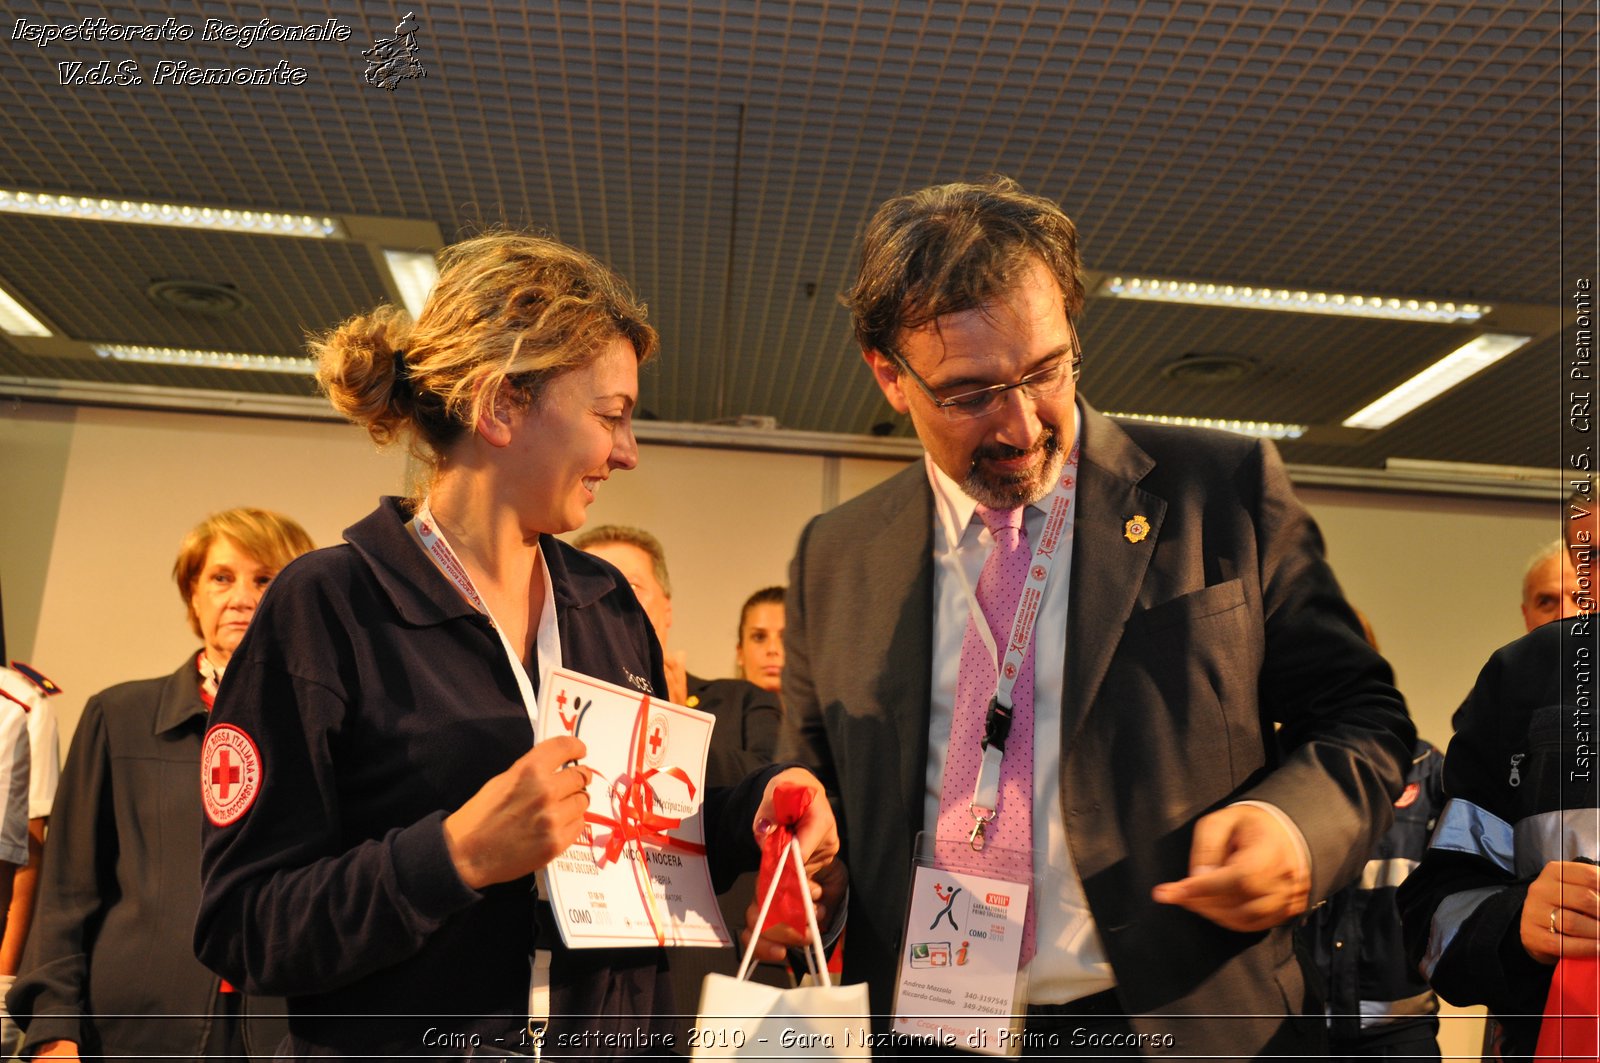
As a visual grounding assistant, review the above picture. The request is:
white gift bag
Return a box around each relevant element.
[692,837,869,1060]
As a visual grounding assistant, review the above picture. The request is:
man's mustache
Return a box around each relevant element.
[971,427,1059,466]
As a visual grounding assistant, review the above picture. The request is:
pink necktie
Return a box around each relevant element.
[935,504,1036,964]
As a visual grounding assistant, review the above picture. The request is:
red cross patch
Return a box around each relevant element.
[202,724,262,827]
[644,710,670,769]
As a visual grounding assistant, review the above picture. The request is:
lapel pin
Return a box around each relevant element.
[1124,515,1150,543]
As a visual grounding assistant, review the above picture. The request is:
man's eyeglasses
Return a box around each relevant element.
[887,320,1083,421]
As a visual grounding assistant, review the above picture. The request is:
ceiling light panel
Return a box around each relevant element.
[94,344,318,375]
[1098,276,1487,324]
[0,189,343,239]
[1342,333,1532,430]
[0,283,51,336]
[382,250,439,319]
[1105,412,1307,440]
[0,217,391,353]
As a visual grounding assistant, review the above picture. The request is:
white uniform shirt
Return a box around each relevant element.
[0,670,34,865]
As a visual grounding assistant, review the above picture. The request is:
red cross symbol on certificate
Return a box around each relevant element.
[211,749,241,800]
[648,725,664,756]
[557,690,577,731]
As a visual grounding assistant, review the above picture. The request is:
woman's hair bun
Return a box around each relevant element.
[311,304,413,446]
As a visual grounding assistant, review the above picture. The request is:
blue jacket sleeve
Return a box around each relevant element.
[194,647,480,996]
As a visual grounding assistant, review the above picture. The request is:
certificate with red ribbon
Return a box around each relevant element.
[537,667,731,949]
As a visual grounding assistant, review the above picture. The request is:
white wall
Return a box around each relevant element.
[1301,486,1557,750]
[573,445,827,679]
[3,403,407,742]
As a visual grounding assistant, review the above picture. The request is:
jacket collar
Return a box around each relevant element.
[153,653,210,736]
[343,496,622,626]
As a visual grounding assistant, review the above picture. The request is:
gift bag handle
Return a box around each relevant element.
[734,836,830,987]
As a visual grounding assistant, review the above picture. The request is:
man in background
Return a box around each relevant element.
[572,525,781,782]
[1523,539,1584,631]
[572,525,790,1017]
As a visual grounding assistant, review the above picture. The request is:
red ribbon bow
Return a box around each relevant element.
[581,693,707,945]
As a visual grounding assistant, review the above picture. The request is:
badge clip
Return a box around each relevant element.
[968,806,995,851]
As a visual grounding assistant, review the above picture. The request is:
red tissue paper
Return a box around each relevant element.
[1535,956,1599,1061]
[754,783,813,934]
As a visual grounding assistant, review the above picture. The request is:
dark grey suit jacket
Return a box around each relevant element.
[779,401,1414,1057]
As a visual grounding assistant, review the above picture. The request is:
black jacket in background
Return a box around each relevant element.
[7,656,285,1061]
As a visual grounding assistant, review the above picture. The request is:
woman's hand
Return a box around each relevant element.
[443,735,592,890]
[1521,859,1600,964]
[35,1040,80,1059]
[743,768,846,963]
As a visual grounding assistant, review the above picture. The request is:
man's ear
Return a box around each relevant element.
[474,380,516,447]
[864,349,911,415]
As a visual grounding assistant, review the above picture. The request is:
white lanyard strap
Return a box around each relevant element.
[410,499,541,726]
[960,445,1079,849]
[412,501,553,1038]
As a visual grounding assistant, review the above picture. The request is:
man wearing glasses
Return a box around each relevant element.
[777,176,1414,1055]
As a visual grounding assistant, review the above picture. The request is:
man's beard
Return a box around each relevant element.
[962,427,1065,509]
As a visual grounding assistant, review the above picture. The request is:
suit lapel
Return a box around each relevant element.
[1062,403,1165,746]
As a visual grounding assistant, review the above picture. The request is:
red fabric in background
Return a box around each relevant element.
[754,784,813,933]
[1535,957,1600,1060]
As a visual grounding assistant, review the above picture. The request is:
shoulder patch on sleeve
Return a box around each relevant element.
[202,724,262,827]
[8,662,61,696]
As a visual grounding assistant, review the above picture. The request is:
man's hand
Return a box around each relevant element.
[742,768,846,964]
[664,650,689,707]
[1151,804,1310,932]
[1521,860,1600,964]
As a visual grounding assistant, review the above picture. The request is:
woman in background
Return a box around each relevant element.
[9,508,311,1061]
[193,233,839,1058]
[735,586,786,697]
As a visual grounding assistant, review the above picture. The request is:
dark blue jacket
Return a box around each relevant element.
[195,498,765,1057]
[1304,739,1445,1048]
[10,657,285,1060]
[1399,616,1599,1062]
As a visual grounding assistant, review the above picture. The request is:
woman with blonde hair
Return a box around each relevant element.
[10,508,312,1061]
[194,233,839,1058]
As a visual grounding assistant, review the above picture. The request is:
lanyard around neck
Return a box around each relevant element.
[410,498,542,726]
[950,443,1080,706]
[954,443,1079,850]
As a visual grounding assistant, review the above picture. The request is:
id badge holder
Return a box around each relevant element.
[890,832,1036,1057]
